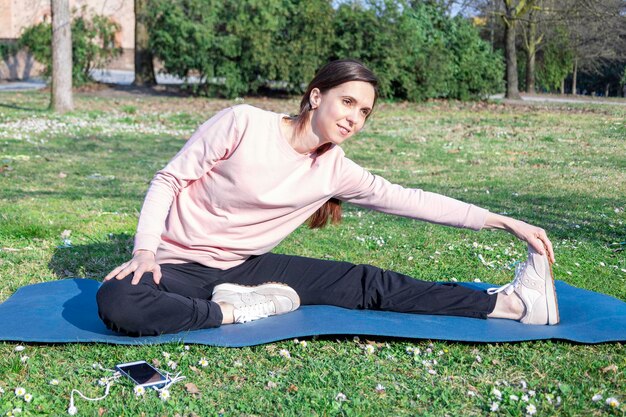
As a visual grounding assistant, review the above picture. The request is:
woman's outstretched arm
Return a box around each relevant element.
[483,212,555,263]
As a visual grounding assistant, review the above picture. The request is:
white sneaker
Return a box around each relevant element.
[488,245,559,325]
[211,283,300,324]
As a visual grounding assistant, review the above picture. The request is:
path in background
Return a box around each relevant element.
[491,93,626,106]
[2,72,625,106]
[0,69,199,92]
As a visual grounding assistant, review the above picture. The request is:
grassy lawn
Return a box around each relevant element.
[0,90,624,416]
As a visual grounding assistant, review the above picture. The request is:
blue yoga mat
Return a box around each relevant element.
[0,279,624,346]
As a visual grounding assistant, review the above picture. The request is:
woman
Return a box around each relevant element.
[98,59,559,337]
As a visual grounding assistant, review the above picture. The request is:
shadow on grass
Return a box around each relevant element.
[48,233,134,281]
[0,101,48,113]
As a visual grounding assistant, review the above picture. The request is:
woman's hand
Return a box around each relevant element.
[484,213,555,263]
[103,250,162,285]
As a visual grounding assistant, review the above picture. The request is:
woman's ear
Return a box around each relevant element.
[310,88,322,110]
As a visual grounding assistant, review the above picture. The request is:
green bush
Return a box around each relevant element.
[149,0,334,97]
[18,12,121,86]
[332,1,502,101]
[536,26,573,93]
[148,0,503,100]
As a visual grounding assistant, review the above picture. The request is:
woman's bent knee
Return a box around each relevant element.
[96,277,154,336]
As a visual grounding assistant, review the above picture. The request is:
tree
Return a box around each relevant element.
[51,0,73,112]
[134,0,155,86]
[565,0,626,95]
[500,0,537,99]
[519,6,543,93]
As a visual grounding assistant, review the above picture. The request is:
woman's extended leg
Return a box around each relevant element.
[220,253,498,319]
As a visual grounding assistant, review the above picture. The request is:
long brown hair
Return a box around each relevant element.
[289,59,379,229]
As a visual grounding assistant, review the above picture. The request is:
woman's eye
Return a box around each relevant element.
[361,109,369,116]
[343,99,351,105]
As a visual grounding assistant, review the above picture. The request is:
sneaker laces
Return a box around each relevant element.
[487,261,528,295]
[234,299,276,323]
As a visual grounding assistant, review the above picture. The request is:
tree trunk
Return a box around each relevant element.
[133,0,155,86]
[524,12,537,94]
[560,79,564,95]
[604,83,609,97]
[571,58,578,95]
[50,0,73,113]
[504,17,521,99]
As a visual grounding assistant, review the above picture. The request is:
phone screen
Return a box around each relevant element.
[118,362,167,385]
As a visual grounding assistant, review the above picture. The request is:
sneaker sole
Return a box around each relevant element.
[212,282,301,309]
[545,258,560,325]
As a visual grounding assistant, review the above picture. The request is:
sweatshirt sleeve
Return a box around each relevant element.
[333,157,489,231]
[133,107,241,254]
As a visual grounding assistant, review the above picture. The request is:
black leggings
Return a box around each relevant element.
[97,253,497,336]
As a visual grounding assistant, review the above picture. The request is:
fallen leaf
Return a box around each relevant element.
[58,172,67,178]
[185,382,200,394]
[287,384,298,393]
[152,358,161,367]
[189,365,201,374]
[98,407,106,416]
[602,364,618,373]
[365,340,386,348]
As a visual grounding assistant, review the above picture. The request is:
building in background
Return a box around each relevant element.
[0,0,133,80]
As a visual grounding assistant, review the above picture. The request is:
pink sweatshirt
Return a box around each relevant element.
[134,105,489,269]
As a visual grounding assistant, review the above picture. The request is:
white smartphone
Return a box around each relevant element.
[115,360,169,388]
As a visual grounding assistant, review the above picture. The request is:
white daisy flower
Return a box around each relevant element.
[375,383,385,392]
[167,360,177,370]
[49,379,59,385]
[528,390,535,397]
[23,393,32,403]
[605,397,620,408]
[133,386,145,397]
[162,352,171,359]
[299,340,308,348]
[427,369,437,375]
[198,358,209,367]
[490,402,499,412]
[526,404,537,415]
[467,390,476,397]
[279,349,291,359]
[591,394,603,402]
[364,344,375,355]
[519,380,527,389]
[98,377,108,386]
[184,345,190,350]
[159,389,170,401]
[522,394,529,402]
[11,408,22,415]
[491,388,502,400]
[233,360,243,367]
[14,345,25,352]
[20,356,29,363]
[14,387,26,397]
[510,394,519,401]
[475,355,482,363]
[335,392,347,402]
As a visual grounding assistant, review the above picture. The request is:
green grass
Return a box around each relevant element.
[0,91,624,416]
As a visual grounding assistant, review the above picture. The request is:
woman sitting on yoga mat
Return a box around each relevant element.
[98,59,559,336]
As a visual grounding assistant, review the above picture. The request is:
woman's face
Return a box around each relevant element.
[309,81,376,146]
